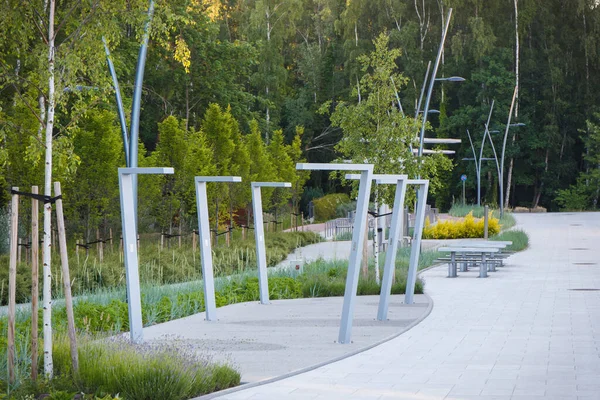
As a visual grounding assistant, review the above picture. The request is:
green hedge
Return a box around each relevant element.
[313,193,351,221]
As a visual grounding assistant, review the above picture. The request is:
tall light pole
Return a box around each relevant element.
[418,8,454,159]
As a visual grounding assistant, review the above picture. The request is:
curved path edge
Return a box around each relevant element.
[194,292,435,400]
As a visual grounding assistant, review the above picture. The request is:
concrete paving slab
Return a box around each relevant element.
[144,294,431,384]
[199,213,600,400]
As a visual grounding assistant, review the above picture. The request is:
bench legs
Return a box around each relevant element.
[488,255,497,272]
[448,252,458,278]
[479,253,488,278]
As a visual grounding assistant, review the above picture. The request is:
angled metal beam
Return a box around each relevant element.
[412,149,456,155]
[422,138,462,144]
[345,173,411,320]
[251,182,292,304]
[119,167,174,343]
[195,176,242,321]
[300,163,373,344]
[404,180,429,304]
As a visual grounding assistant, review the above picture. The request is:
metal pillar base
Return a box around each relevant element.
[479,254,488,278]
[404,180,430,305]
[119,167,174,343]
[251,182,292,304]
[195,176,242,321]
[448,253,458,278]
[297,163,373,344]
[345,173,409,322]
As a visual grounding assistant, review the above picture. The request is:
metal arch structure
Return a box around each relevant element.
[297,163,373,344]
[345,173,411,320]
[251,182,292,304]
[119,167,174,344]
[195,176,242,321]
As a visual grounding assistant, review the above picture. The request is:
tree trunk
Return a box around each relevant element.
[42,0,56,378]
[504,157,514,210]
[514,0,520,117]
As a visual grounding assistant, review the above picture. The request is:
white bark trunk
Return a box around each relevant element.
[374,193,380,285]
[504,157,514,210]
[514,0,519,117]
[42,0,56,378]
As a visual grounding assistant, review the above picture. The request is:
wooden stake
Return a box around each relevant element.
[75,240,80,266]
[178,223,182,248]
[7,188,19,384]
[362,214,369,279]
[53,182,79,374]
[109,228,114,251]
[192,230,197,254]
[160,233,164,251]
[17,238,22,263]
[31,186,40,381]
[97,228,103,263]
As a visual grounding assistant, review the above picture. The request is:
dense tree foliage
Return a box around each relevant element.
[2,0,600,239]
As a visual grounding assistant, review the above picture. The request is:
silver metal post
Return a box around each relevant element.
[484,205,489,239]
[375,176,407,321]
[195,176,242,320]
[102,37,130,166]
[500,87,519,217]
[340,169,372,342]
[251,182,291,304]
[346,173,409,321]
[466,130,480,206]
[414,61,432,119]
[119,167,173,343]
[479,101,496,205]
[405,180,429,304]
[479,253,488,278]
[298,163,373,344]
[418,9,453,158]
[448,252,457,277]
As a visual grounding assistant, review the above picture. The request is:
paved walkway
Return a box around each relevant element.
[205,213,600,400]
[145,294,430,383]
[276,239,444,270]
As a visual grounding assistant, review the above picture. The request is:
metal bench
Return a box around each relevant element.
[446,241,513,270]
[438,246,500,278]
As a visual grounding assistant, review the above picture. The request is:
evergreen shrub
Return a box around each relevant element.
[313,193,351,222]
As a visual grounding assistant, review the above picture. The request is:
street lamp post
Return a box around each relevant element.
[418,8,454,159]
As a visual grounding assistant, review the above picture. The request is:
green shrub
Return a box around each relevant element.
[0,209,8,255]
[491,229,529,251]
[0,231,322,307]
[423,212,501,239]
[313,193,351,222]
[50,337,240,400]
[335,201,357,218]
[449,204,489,218]
[555,182,592,211]
[449,205,517,231]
